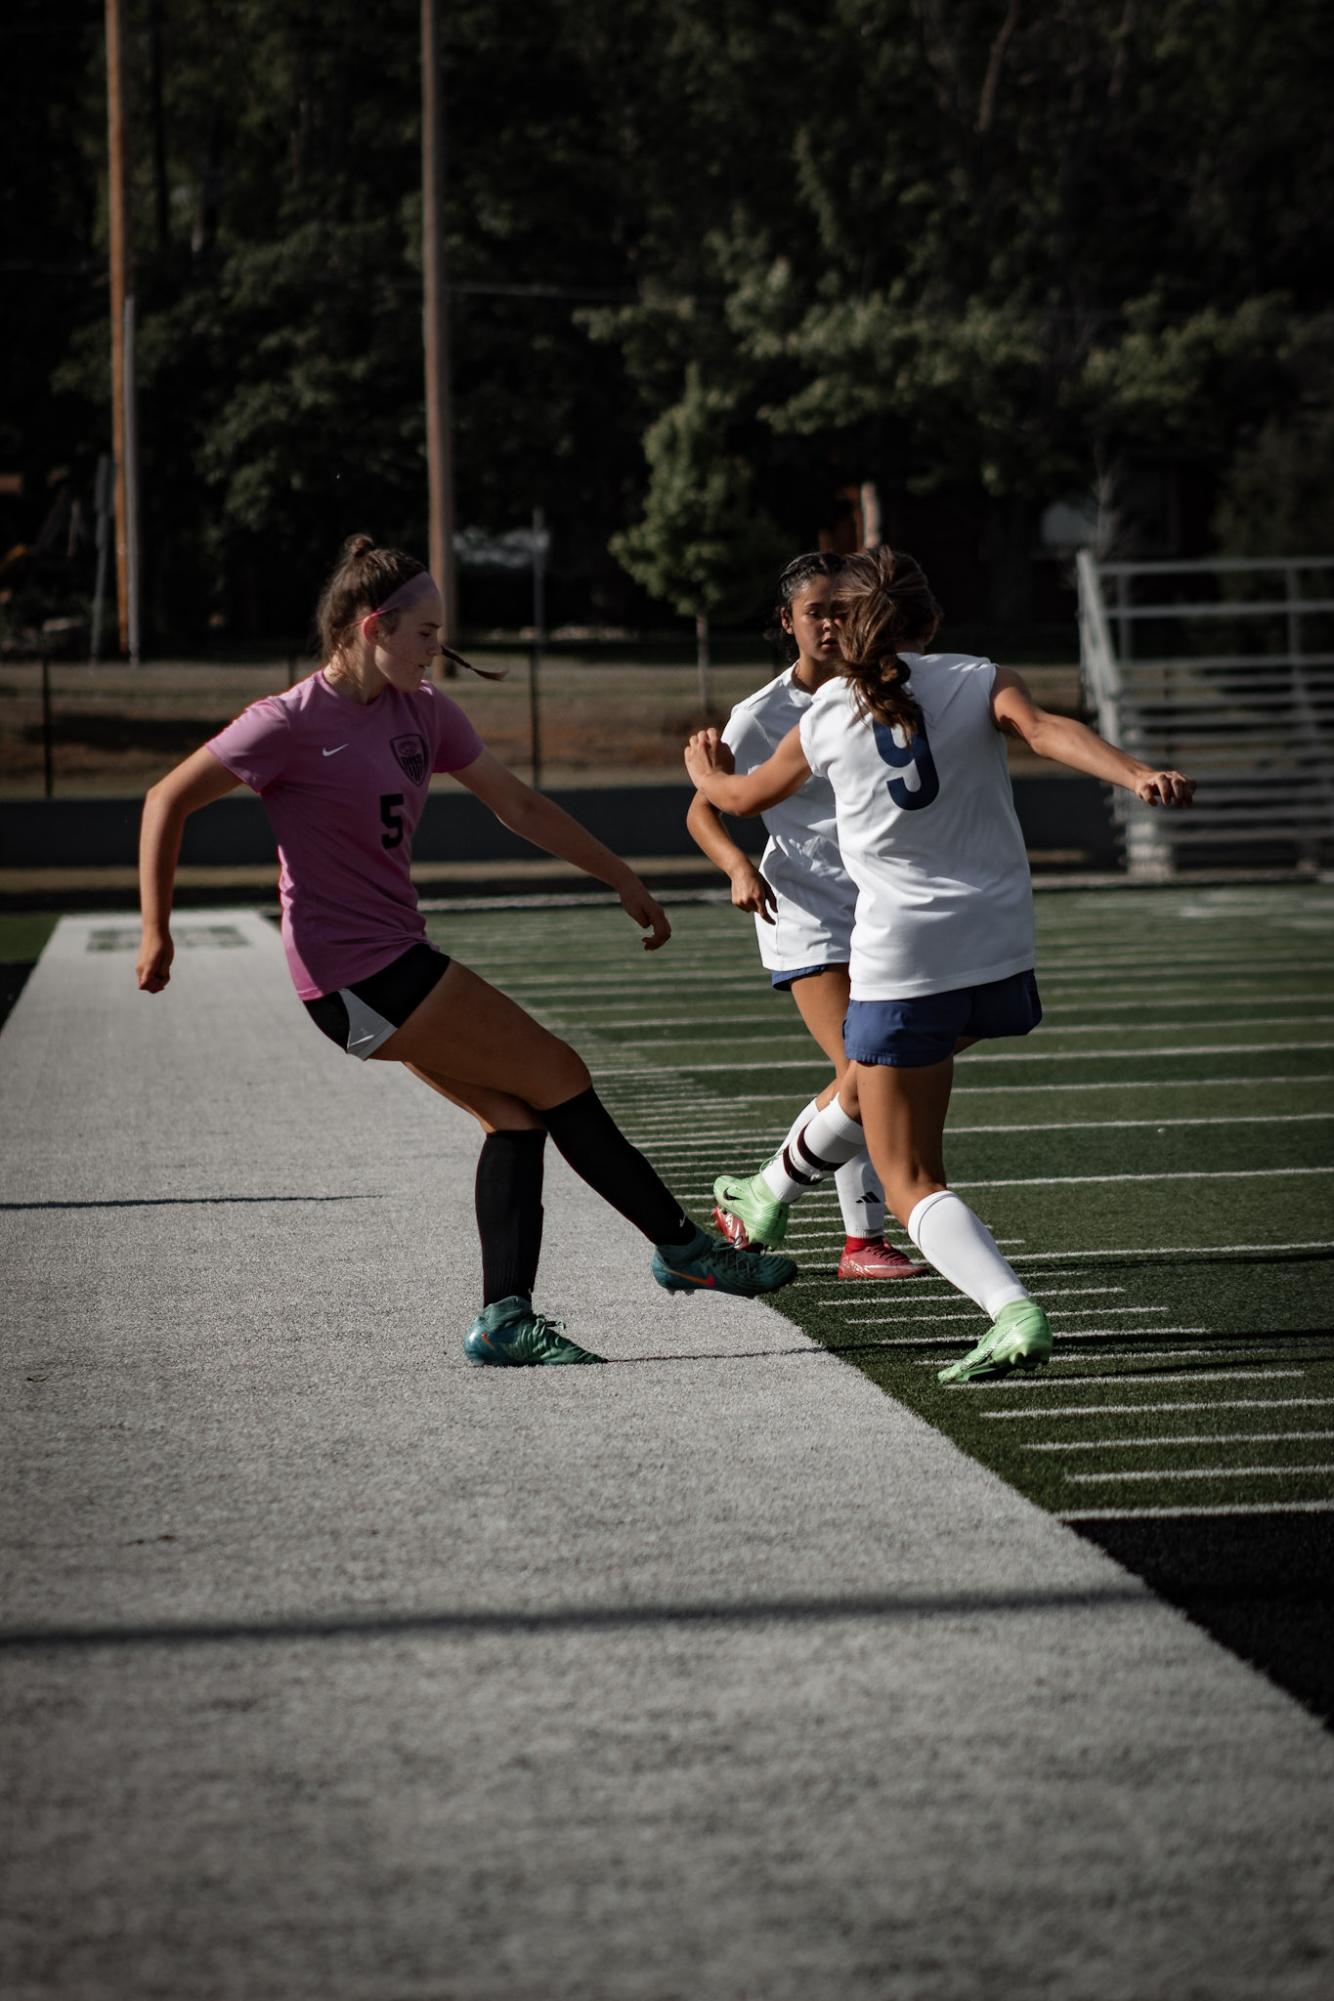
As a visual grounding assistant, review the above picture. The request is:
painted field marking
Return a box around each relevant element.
[1029,1431,1334,1451]
[954,1369,1308,1389]
[634,1112,1334,1154]
[1067,1464,1334,1483]
[843,1306,1168,1327]
[592,1012,1334,1037]
[984,1397,1334,1420]
[1062,1500,1334,1519]
[611,1074,1330,1107]
[920,1344,1208,1360]
[808,1284,1124,1307]
[677,1167,1333,1197]
[597,1041,1334,1074]
[1008,1238,1334,1263]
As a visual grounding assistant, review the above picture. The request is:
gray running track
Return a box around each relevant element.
[2,911,1331,2001]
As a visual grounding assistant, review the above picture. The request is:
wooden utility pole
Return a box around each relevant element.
[106,0,140,659]
[421,0,458,647]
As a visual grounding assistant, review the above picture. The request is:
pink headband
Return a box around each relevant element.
[373,571,440,617]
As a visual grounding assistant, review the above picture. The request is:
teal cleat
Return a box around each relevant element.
[652,1226,797,1298]
[464,1295,605,1366]
[711,1171,790,1249]
[937,1298,1052,1385]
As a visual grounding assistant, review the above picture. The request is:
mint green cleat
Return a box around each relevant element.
[652,1226,797,1298]
[937,1299,1052,1384]
[464,1295,605,1366]
[711,1170,790,1249]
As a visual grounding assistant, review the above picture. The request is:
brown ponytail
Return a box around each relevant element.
[314,534,507,678]
[831,546,941,741]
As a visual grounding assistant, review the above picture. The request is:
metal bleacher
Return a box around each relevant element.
[1077,550,1334,875]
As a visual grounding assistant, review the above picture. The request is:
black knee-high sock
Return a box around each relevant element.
[539,1086,695,1246]
[475,1129,546,1305]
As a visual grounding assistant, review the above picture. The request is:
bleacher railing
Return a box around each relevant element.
[1076,550,1334,876]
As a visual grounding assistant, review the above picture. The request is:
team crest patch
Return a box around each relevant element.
[391,733,428,785]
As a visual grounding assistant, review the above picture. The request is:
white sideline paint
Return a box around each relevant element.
[844,1307,1170,1327]
[1068,1465,1334,1483]
[1062,1501,1334,1519]
[599,1040,1334,1073]
[1030,1432,1334,1452]
[962,1369,1308,1389]
[6,908,1333,2001]
[612,1074,1328,1109]
[987,1398,1334,1419]
[1009,1239,1334,1263]
[809,1286,1126,1306]
[588,1013,1334,1035]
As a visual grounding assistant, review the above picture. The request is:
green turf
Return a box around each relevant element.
[429,882,1334,1528]
[0,912,59,964]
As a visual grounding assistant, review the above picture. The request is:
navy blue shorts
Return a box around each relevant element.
[304,942,451,1059]
[771,961,848,993]
[844,970,1042,1068]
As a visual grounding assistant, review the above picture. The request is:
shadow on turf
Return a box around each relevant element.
[0,1581,1154,1655]
[0,1194,375,1210]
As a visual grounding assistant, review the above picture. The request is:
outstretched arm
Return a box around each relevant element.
[138,747,243,991]
[452,747,671,950]
[991,669,1196,806]
[685,744,777,925]
[684,723,812,816]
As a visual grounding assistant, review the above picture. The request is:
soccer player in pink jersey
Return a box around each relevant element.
[137,535,796,1364]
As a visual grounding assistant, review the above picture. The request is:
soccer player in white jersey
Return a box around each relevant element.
[688,552,923,1280]
[137,536,796,1369]
[685,545,1195,1383]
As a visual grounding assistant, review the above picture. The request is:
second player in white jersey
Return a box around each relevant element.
[687,545,1196,1386]
[798,652,1035,999]
[687,552,923,1281]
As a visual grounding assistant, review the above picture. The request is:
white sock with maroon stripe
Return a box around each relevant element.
[907,1189,1029,1316]
[761,1099,865,1204]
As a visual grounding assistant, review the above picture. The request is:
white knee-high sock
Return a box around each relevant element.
[762,1099,865,1204]
[836,1153,886,1239]
[907,1189,1029,1317]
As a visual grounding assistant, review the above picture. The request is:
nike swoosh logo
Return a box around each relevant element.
[348,1033,376,1048]
[323,745,349,757]
[671,1270,718,1288]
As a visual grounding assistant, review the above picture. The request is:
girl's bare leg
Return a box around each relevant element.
[852,1058,953,1227]
[371,960,589,1107]
[789,966,853,1111]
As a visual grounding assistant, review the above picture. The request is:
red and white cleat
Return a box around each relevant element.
[837,1239,927,1280]
[712,1204,751,1249]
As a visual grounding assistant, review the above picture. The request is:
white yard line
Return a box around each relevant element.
[677,1167,1334,1194]
[806,1285,1125,1306]
[1067,1464,1334,1483]
[922,1347,1213,1366]
[612,1073,1329,1107]
[1009,1238,1334,1262]
[984,1397,1334,1419]
[598,1041,1334,1074]
[1029,1431,1334,1452]
[1061,1500,1334,1519]
[591,1013,1334,1036]
[843,1307,1169,1327]
[956,1369,1308,1389]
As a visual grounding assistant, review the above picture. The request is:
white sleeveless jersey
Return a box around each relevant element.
[797,655,1034,999]
[721,668,857,972]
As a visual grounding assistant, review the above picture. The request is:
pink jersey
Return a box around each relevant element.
[207,670,483,998]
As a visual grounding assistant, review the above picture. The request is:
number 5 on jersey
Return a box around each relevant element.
[872,719,940,811]
[380,792,405,849]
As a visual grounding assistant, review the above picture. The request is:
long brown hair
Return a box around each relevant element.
[314,534,505,678]
[832,546,941,740]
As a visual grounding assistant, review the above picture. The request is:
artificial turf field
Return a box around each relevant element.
[426,879,1334,1726]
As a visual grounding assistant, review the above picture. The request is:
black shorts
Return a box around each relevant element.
[303,943,451,1059]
